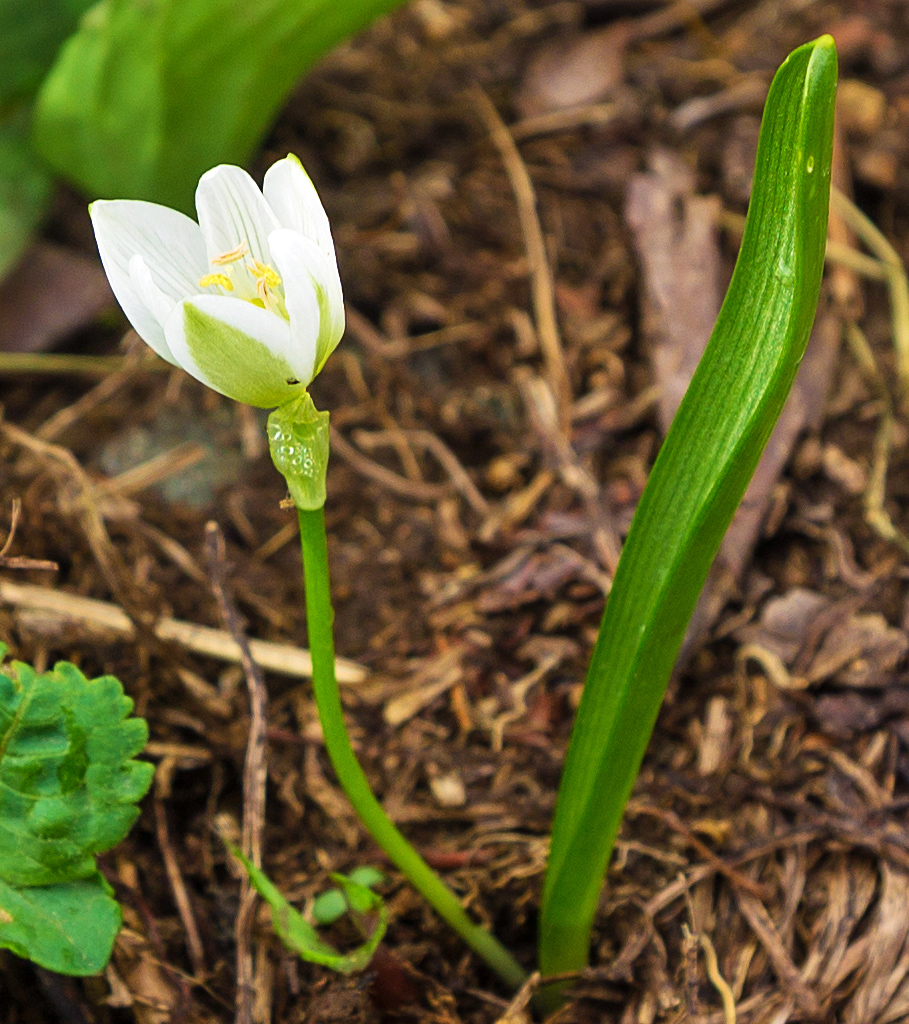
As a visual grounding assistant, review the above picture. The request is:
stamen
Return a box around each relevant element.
[198,273,234,291]
[212,241,249,266]
[247,259,282,291]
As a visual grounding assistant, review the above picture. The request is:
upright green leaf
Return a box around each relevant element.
[0,0,96,280]
[0,110,54,280]
[538,36,837,982]
[33,0,407,212]
[0,0,96,104]
[0,651,153,974]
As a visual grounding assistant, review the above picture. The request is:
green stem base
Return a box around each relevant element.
[297,507,526,990]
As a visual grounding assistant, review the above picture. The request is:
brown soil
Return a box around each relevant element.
[4,1,909,1022]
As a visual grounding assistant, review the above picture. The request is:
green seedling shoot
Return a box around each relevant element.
[86,34,837,997]
[235,853,387,974]
[312,866,385,926]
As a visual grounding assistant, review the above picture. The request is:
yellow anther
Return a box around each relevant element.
[211,241,249,266]
[198,273,234,291]
[247,259,282,291]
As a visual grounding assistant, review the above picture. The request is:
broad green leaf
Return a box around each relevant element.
[33,0,407,213]
[235,851,387,974]
[0,0,96,104]
[0,650,153,975]
[0,656,153,888]
[0,110,54,280]
[0,0,93,281]
[0,871,121,975]
[538,36,837,981]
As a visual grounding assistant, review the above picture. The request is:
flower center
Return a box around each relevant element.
[198,240,288,319]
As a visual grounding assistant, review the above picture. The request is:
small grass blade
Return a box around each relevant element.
[538,35,837,981]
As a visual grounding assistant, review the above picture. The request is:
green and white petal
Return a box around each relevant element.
[164,294,312,408]
[263,154,336,258]
[90,199,206,363]
[195,165,280,270]
[269,229,344,375]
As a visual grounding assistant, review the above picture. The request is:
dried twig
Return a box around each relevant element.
[735,893,821,1018]
[0,352,167,376]
[330,425,451,502]
[205,523,268,1024]
[353,427,490,515]
[0,498,58,571]
[97,443,208,498]
[344,305,486,359]
[492,971,539,1024]
[626,802,766,899]
[843,321,909,557]
[153,798,206,979]
[472,86,572,434]
[36,339,151,442]
[697,931,737,1024]
[0,579,366,682]
[831,187,909,399]
[518,374,622,573]
[2,420,133,598]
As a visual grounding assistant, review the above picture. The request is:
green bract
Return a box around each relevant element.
[89,154,344,409]
[267,392,331,511]
[0,649,153,974]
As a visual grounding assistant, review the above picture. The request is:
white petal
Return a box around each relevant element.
[90,199,206,362]
[263,155,336,258]
[128,255,178,361]
[195,165,280,268]
[269,229,344,376]
[164,294,313,408]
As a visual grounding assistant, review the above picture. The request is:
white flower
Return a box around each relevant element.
[89,155,344,409]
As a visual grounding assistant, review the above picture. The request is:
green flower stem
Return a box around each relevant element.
[297,506,527,990]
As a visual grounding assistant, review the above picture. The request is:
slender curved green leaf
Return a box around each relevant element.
[539,36,837,979]
[33,0,406,212]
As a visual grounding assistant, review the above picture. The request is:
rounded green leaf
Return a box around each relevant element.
[0,871,121,976]
[0,656,154,889]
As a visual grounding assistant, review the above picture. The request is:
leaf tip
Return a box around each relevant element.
[805,33,838,84]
